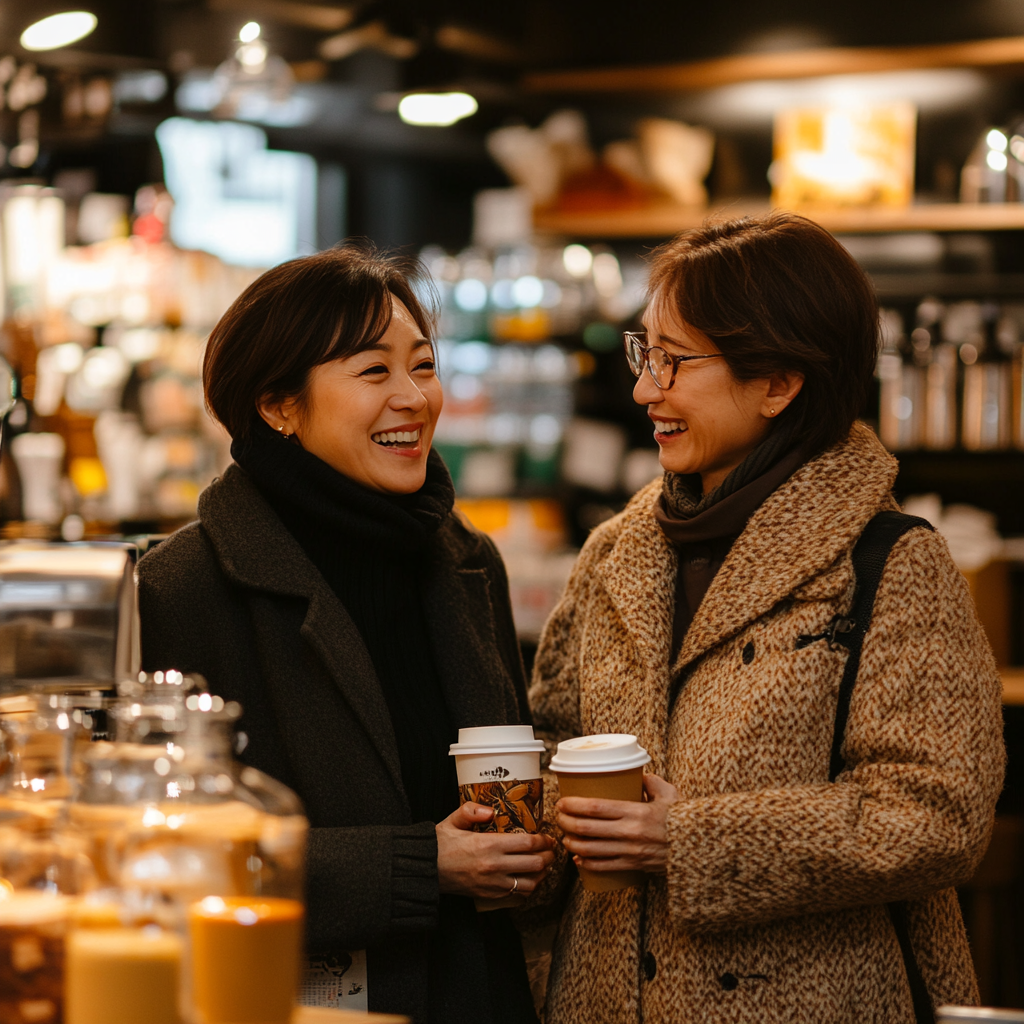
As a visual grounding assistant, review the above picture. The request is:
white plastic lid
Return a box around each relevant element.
[549,733,651,773]
[448,725,545,756]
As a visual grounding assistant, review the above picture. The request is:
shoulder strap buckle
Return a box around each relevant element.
[824,615,856,649]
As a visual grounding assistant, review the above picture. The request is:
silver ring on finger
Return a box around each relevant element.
[508,875,519,896]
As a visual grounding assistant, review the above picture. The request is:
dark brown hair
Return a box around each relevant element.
[203,243,435,440]
[647,211,879,458]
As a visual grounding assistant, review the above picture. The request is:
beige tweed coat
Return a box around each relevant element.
[528,422,1005,1024]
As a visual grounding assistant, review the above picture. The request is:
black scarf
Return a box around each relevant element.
[655,418,804,661]
[660,415,798,521]
[231,418,455,552]
[232,418,458,826]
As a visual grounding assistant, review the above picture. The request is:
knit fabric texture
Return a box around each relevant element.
[526,422,1005,1024]
[233,418,459,826]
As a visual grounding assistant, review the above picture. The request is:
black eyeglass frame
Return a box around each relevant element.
[622,330,723,390]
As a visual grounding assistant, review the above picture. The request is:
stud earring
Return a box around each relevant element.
[769,408,776,416]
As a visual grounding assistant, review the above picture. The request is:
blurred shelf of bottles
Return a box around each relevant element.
[421,236,649,497]
[418,229,667,637]
[0,182,261,538]
[876,298,1024,453]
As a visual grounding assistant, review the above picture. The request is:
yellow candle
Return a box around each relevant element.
[65,926,182,1024]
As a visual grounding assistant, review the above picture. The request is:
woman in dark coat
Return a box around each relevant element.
[137,245,552,1024]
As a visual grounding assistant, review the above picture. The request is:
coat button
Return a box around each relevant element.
[742,642,755,665]
[720,973,739,991]
[642,951,657,981]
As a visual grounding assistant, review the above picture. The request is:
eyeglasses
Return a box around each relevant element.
[623,330,723,390]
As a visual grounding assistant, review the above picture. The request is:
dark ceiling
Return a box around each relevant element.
[5,0,1024,79]
[7,0,1024,249]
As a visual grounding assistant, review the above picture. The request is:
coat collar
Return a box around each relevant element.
[599,423,898,682]
[198,465,407,796]
[199,463,325,598]
[197,464,516,795]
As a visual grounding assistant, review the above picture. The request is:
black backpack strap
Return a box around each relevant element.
[827,509,936,1024]
[828,511,935,782]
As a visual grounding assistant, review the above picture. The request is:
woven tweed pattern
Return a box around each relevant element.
[529,423,1004,1024]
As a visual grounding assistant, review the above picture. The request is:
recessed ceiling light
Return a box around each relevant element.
[21,11,97,51]
[398,92,477,127]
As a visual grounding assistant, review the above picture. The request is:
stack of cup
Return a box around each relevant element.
[449,725,546,910]
[550,733,651,892]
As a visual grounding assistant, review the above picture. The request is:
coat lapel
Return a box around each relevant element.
[198,465,406,798]
[421,527,518,729]
[672,422,898,676]
[589,487,676,772]
[595,488,677,678]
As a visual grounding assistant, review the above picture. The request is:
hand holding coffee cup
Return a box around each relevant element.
[439,726,554,907]
[552,734,678,892]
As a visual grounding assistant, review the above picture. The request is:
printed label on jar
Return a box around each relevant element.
[459,778,543,833]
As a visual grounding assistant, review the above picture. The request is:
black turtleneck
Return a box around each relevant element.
[232,419,459,826]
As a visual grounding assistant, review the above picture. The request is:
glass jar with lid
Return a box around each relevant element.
[0,698,97,1024]
[71,684,307,1024]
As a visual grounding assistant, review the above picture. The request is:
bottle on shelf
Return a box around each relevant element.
[961,126,1017,203]
[913,297,958,451]
[877,308,923,451]
[961,303,1013,451]
[1014,333,1024,450]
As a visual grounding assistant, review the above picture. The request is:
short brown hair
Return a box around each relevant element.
[203,243,434,440]
[647,211,878,458]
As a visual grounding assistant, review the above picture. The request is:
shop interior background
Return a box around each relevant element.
[0,0,1021,1006]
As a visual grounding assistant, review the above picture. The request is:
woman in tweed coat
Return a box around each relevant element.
[528,213,1005,1024]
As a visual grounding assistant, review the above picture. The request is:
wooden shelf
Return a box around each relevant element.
[533,202,1024,238]
[870,273,1024,299]
[295,1009,408,1023]
[524,34,1024,94]
[1004,669,1024,707]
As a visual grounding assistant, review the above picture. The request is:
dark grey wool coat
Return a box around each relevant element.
[136,464,533,1022]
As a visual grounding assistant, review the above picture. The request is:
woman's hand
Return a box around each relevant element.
[556,774,679,875]
[436,802,555,899]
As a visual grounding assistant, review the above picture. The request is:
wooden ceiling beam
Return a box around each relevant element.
[523,35,1024,94]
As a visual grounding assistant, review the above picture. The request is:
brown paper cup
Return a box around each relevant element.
[555,766,646,892]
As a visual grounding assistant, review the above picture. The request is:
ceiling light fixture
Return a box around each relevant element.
[239,21,261,43]
[20,11,97,51]
[398,92,477,127]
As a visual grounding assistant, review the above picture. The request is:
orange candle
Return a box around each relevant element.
[188,896,303,1024]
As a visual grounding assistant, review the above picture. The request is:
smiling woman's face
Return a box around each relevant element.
[634,293,802,493]
[260,296,443,494]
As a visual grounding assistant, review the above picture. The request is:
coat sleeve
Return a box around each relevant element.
[305,823,439,949]
[138,533,442,951]
[663,527,1006,933]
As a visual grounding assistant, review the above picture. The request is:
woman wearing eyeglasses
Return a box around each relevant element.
[526,212,1004,1024]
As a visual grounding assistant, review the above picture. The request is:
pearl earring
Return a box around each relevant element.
[769,408,776,416]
